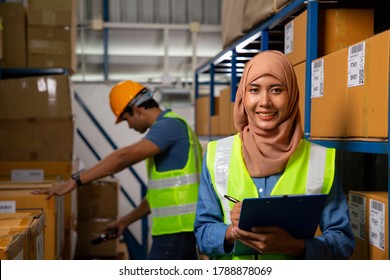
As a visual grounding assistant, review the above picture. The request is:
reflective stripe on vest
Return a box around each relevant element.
[148,173,199,190]
[206,134,335,259]
[146,111,202,236]
[152,202,198,217]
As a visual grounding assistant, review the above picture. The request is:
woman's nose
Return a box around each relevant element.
[259,92,271,106]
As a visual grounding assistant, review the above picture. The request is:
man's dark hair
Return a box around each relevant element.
[121,98,159,117]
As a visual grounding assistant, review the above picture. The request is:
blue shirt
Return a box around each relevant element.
[194,151,355,260]
[145,109,190,172]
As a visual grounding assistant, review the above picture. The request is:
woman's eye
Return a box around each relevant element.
[248,87,259,94]
[271,87,283,94]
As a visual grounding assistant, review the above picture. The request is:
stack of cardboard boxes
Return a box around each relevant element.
[286,8,389,260]
[75,178,126,259]
[0,0,77,72]
[0,74,77,259]
[285,8,375,133]
[0,183,63,260]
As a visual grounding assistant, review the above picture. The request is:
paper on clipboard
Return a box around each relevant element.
[234,194,328,256]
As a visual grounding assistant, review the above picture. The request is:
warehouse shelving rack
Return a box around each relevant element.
[194,0,390,259]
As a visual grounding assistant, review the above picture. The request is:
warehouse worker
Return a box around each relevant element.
[33,80,203,260]
[194,50,354,260]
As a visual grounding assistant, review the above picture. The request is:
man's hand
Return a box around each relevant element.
[31,179,76,200]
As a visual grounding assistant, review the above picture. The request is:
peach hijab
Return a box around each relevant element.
[233,50,303,177]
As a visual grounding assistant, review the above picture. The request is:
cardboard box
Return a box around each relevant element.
[0,217,32,260]
[27,25,77,73]
[346,30,390,138]
[77,179,119,221]
[242,0,275,33]
[0,228,29,260]
[0,210,46,260]
[285,9,374,66]
[211,115,219,136]
[0,75,73,120]
[368,192,388,260]
[0,161,77,230]
[0,16,3,60]
[293,61,306,130]
[218,87,234,136]
[230,102,237,135]
[0,118,74,161]
[310,48,348,137]
[349,191,369,260]
[221,0,245,48]
[0,3,27,68]
[0,182,64,260]
[27,0,77,27]
[75,218,119,258]
[196,96,211,136]
[349,191,388,260]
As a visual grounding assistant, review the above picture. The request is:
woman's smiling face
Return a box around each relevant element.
[244,74,289,131]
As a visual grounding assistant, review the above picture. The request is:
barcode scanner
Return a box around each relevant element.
[90,229,118,245]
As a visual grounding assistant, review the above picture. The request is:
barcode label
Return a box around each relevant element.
[311,59,324,98]
[371,200,384,212]
[348,42,365,87]
[349,194,366,240]
[351,195,364,205]
[313,60,323,69]
[284,21,293,54]
[351,43,364,54]
[369,199,385,250]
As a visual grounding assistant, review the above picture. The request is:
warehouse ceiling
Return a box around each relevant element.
[72,0,223,87]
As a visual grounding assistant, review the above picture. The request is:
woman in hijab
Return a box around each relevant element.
[194,50,354,260]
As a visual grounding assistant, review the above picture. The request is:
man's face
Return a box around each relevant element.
[122,109,148,134]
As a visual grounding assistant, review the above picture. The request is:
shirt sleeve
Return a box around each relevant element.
[194,151,230,258]
[304,169,355,259]
[145,117,186,152]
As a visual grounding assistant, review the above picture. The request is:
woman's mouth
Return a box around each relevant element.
[257,112,276,120]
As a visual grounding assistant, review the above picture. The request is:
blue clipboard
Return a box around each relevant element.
[234,194,328,256]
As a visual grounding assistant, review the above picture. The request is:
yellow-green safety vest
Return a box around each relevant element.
[146,111,202,236]
[206,134,335,259]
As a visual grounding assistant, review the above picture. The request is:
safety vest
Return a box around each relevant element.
[206,134,335,260]
[146,111,202,236]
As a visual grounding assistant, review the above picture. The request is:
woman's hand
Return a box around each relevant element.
[232,225,305,257]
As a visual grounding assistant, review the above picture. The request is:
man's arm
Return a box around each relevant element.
[32,139,160,199]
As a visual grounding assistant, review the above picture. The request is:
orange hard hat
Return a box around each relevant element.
[109,80,145,124]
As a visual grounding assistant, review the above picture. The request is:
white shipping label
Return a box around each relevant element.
[349,194,366,240]
[284,21,293,54]
[369,199,385,251]
[311,59,324,98]
[37,77,47,92]
[11,169,44,181]
[348,42,366,87]
[0,201,16,213]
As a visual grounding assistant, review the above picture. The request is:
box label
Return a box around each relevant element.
[311,59,324,98]
[0,201,16,213]
[349,193,366,240]
[11,169,44,181]
[348,42,365,87]
[369,199,385,251]
[284,21,293,54]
